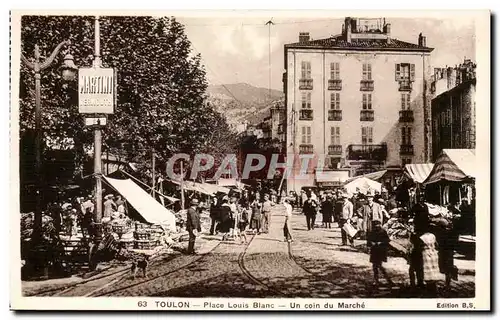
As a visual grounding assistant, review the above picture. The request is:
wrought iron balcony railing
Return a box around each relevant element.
[400,144,414,155]
[347,144,388,161]
[299,144,314,154]
[360,80,374,91]
[299,109,313,120]
[328,79,342,90]
[328,145,342,155]
[399,80,412,91]
[299,78,313,90]
[360,109,374,121]
[328,109,342,121]
[399,110,414,122]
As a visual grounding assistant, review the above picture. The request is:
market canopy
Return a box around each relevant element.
[344,170,387,184]
[423,149,476,185]
[316,170,350,183]
[343,177,382,194]
[103,176,177,231]
[404,163,434,184]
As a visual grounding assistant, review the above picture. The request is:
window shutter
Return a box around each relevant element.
[401,127,406,144]
[369,127,373,142]
[401,94,405,110]
[395,64,401,81]
[336,93,340,109]
[408,128,412,143]
[407,94,411,109]
[362,127,366,138]
[410,64,415,81]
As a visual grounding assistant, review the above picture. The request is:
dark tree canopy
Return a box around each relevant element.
[19,15,237,182]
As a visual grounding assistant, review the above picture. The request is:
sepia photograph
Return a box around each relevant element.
[9,9,490,311]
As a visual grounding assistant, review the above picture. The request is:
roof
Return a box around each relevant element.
[404,163,434,184]
[423,149,475,185]
[103,177,176,231]
[285,34,434,52]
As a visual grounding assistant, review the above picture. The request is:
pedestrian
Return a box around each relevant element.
[261,193,273,233]
[420,229,440,297]
[434,216,459,289]
[103,194,117,220]
[209,197,220,235]
[237,206,249,244]
[339,191,354,246]
[186,198,201,255]
[357,190,384,240]
[321,193,334,229]
[229,194,239,238]
[377,199,391,225]
[303,192,318,231]
[368,220,394,288]
[250,193,262,234]
[282,197,293,242]
[218,196,233,241]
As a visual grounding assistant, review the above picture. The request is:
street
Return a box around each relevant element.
[26,204,475,298]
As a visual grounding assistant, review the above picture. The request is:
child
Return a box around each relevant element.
[237,207,249,244]
[367,220,394,288]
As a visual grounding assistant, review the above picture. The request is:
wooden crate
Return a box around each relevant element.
[134,240,159,250]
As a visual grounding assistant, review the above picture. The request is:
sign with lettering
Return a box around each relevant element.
[78,67,115,114]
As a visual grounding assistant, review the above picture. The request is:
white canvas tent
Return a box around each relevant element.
[343,177,382,194]
[103,176,177,232]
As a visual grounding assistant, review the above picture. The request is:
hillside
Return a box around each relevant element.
[207,83,283,128]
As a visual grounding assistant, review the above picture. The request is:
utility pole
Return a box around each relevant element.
[93,16,103,226]
[180,160,185,210]
[266,19,274,103]
[151,148,156,198]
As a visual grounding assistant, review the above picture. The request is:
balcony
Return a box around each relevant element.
[399,110,414,122]
[299,144,314,154]
[299,78,313,90]
[328,145,342,155]
[360,110,374,121]
[328,109,342,121]
[347,144,388,161]
[399,80,412,91]
[400,144,414,155]
[360,80,374,91]
[299,109,313,120]
[328,79,342,90]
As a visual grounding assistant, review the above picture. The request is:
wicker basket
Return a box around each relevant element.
[120,239,135,250]
[112,225,126,234]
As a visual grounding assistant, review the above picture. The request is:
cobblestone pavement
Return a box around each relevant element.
[23,205,476,298]
[288,209,475,298]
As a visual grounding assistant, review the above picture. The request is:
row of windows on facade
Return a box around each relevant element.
[300,62,416,83]
[300,126,413,146]
[300,92,412,111]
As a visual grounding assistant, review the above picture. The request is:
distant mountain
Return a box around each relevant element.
[207,83,283,127]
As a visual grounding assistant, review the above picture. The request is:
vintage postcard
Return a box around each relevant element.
[10,9,490,311]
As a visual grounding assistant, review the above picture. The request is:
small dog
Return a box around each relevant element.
[131,255,149,279]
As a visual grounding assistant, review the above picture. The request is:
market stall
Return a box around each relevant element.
[343,176,382,194]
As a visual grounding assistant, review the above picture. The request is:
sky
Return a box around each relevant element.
[177,15,476,91]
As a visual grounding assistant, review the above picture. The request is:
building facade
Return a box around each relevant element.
[283,17,434,193]
[270,100,286,143]
[430,59,476,160]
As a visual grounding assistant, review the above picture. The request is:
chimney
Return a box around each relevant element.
[345,17,352,43]
[299,32,310,43]
[384,23,391,44]
[418,33,427,47]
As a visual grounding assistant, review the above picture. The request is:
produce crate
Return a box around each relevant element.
[112,225,127,234]
[134,231,152,240]
[119,239,135,250]
[135,240,159,250]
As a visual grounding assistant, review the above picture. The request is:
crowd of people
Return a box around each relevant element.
[290,187,464,294]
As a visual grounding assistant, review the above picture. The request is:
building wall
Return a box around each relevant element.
[431,81,476,160]
[285,49,432,193]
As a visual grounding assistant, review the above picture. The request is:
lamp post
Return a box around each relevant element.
[21,41,77,277]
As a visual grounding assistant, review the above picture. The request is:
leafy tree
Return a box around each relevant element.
[19,15,236,189]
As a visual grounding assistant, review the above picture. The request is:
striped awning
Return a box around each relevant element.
[404,163,434,184]
[344,170,387,184]
[423,149,476,185]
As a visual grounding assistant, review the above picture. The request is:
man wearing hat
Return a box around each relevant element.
[103,194,117,219]
[339,191,354,246]
[186,198,202,254]
[357,189,384,239]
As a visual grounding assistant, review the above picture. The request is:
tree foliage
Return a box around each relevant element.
[19,15,237,181]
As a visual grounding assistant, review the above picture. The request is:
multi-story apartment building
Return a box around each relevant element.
[283,17,434,193]
[430,59,476,160]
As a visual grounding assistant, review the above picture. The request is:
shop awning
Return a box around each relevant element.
[343,177,382,194]
[315,170,350,183]
[103,176,177,231]
[404,163,434,184]
[344,170,387,184]
[423,149,476,185]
